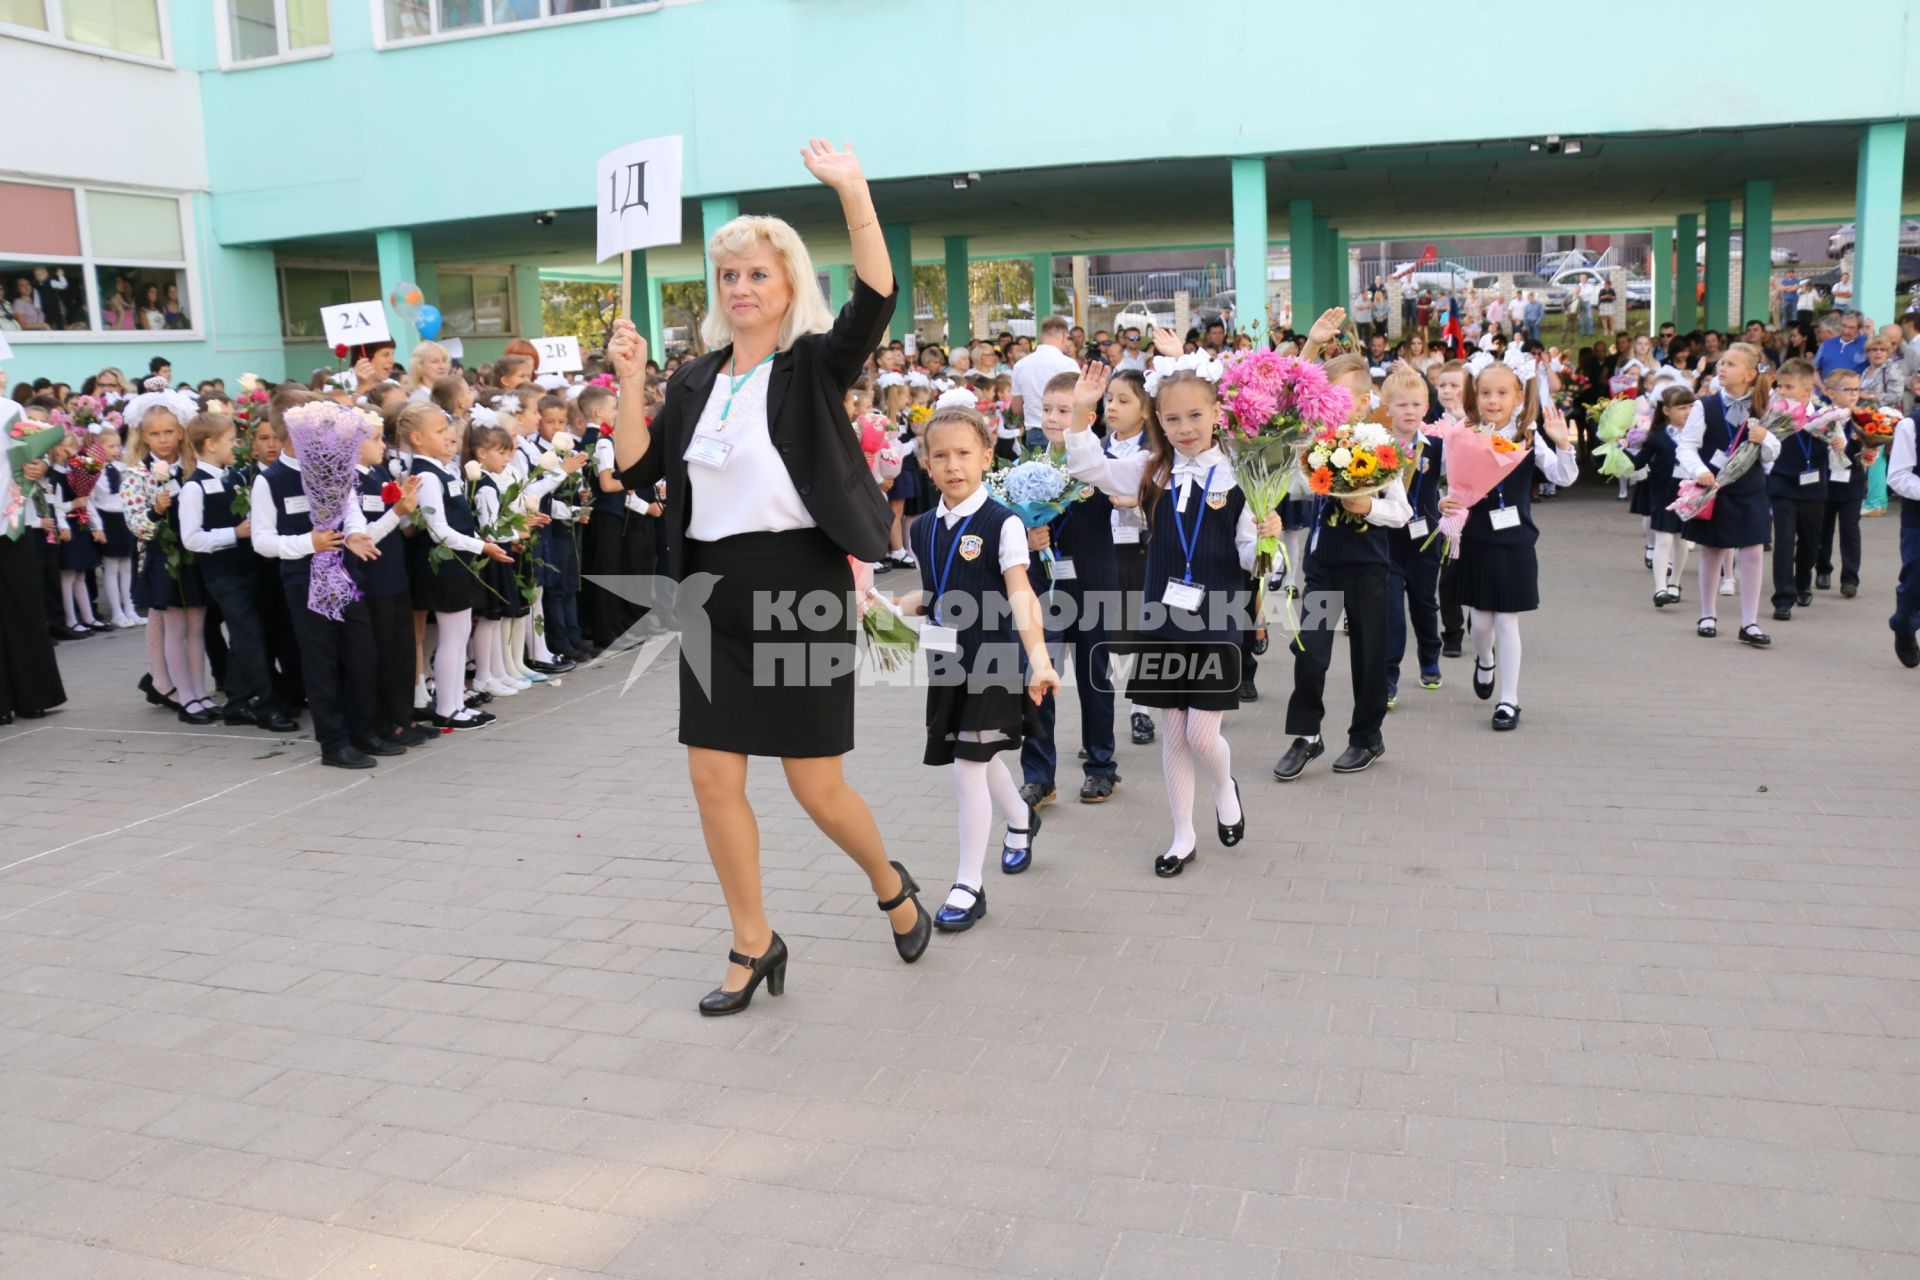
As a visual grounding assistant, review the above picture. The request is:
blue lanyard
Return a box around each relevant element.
[1169,465,1215,583]
[719,351,776,427]
[1405,439,1424,508]
[1799,431,1819,472]
[931,509,977,625]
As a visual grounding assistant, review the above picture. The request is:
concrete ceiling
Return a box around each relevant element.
[269,124,1920,278]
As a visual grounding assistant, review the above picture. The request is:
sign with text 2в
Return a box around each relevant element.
[596,135,684,262]
[320,300,391,350]
[535,335,583,375]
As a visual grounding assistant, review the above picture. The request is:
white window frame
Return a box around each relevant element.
[0,178,201,344]
[371,0,661,51]
[215,0,332,69]
[0,0,174,69]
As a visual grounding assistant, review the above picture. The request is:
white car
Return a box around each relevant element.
[1392,259,1499,293]
[1550,266,1653,306]
[1695,235,1798,267]
[1113,299,1177,332]
[1828,220,1920,259]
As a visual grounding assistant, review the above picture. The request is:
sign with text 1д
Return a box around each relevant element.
[596,135,684,262]
[535,335,583,375]
[320,300,391,350]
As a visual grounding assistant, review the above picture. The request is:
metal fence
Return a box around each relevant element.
[1355,249,1652,284]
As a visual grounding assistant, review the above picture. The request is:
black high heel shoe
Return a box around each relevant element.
[698,933,787,1017]
[878,861,931,963]
[1217,779,1245,847]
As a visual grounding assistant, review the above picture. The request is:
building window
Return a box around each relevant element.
[0,0,167,61]
[381,0,655,45]
[277,266,384,339]
[275,266,517,339]
[223,0,328,63]
[0,180,194,338]
[436,270,513,337]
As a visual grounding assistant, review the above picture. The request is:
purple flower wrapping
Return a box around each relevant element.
[285,402,375,622]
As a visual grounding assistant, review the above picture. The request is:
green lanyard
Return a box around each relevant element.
[719,352,776,428]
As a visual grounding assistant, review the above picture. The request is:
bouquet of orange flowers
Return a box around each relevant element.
[1852,405,1901,448]
[1301,421,1404,503]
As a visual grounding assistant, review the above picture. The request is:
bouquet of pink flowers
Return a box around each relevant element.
[855,410,902,483]
[1669,402,1850,522]
[1422,418,1533,557]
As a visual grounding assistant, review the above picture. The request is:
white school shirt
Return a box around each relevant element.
[934,483,1027,574]
[93,463,127,515]
[1105,431,1149,536]
[1061,430,1260,573]
[1885,416,1920,503]
[408,464,486,556]
[1675,393,1781,479]
[249,456,369,561]
[355,465,405,542]
[682,356,815,543]
[178,463,239,553]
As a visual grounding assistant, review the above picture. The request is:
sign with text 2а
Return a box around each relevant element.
[535,335,582,375]
[596,135,684,262]
[320,300,391,350]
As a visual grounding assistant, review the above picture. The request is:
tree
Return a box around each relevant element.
[541,280,617,352]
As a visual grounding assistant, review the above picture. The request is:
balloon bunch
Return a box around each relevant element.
[387,281,443,341]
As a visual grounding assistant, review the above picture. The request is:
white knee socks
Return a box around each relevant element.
[103,556,135,623]
[529,588,556,664]
[1651,532,1692,596]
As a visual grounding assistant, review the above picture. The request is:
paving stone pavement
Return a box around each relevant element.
[1,488,1917,1280]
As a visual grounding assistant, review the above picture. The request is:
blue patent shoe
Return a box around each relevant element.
[933,884,986,932]
[999,805,1042,874]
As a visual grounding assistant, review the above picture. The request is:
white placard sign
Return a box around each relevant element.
[0,332,12,359]
[535,335,583,374]
[440,337,464,360]
[596,134,685,263]
[320,300,391,349]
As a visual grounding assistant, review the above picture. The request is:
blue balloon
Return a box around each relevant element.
[414,304,442,340]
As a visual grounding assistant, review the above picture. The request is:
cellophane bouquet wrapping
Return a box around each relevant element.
[847,555,917,671]
[1668,403,1851,522]
[284,401,376,621]
[1591,397,1642,481]
[1421,418,1533,557]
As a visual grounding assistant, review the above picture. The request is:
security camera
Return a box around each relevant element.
[534,211,556,226]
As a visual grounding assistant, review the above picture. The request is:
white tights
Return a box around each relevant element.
[471,617,506,690]
[1697,545,1763,630]
[59,570,98,627]
[946,750,1028,910]
[155,606,209,709]
[1651,533,1692,596]
[433,609,473,716]
[102,556,135,622]
[1159,707,1239,862]
[503,615,531,680]
[528,588,556,664]
[1468,608,1524,708]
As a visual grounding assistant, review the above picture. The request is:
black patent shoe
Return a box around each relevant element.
[1491,702,1521,731]
[1130,712,1155,745]
[1332,743,1383,774]
[698,933,787,1016]
[934,884,985,932]
[1272,736,1323,782]
[1154,848,1196,878]
[177,700,216,726]
[878,861,931,963]
[1217,779,1245,847]
[1001,802,1042,873]
[1739,625,1772,648]
[137,673,172,708]
[1472,662,1496,701]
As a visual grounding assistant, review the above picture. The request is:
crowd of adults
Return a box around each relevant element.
[1,268,190,333]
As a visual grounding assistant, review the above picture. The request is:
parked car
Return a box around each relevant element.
[1827,220,1920,259]
[1695,235,1798,267]
[1508,273,1571,313]
[1549,265,1652,306]
[1113,299,1177,333]
[1794,255,1920,305]
[1391,259,1499,293]
[1190,290,1236,333]
[1141,271,1209,300]
[1535,248,1598,275]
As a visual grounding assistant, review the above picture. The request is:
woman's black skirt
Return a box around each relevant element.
[680,527,858,758]
[0,535,66,717]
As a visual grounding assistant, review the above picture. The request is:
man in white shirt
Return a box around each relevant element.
[1008,315,1079,445]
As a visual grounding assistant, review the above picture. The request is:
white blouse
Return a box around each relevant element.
[1062,432,1260,573]
[684,357,816,543]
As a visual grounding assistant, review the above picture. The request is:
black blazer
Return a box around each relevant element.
[618,276,897,578]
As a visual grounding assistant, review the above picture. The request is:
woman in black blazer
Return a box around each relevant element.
[608,139,931,1015]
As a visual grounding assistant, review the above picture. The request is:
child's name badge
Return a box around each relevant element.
[1112,525,1141,545]
[920,622,959,653]
[1489,506,1522,531]
[1798,469,1819,486]
[683,433,734,471]
[1048,557,1077,581]
[285,495,310,515]
[361,494,385,512]
[1408,518,1430,540]
[1674,464,1692,480]
[1710,449,1729,468]
[1163,578,1205,612]
[1831,465,1851,484]
[203,479,224,495]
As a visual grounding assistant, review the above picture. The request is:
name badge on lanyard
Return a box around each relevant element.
[1710,449,1729,469]
[1407,518,1430,541]
[919,622,959,653]
[1798,469,1820,486]
[1165,465,1216,613]
[1048,557,1077,581]
[1112,525,1141,545]
[1488,506,1521,531]
[684,433,735,471]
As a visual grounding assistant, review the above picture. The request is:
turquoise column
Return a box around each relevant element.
[375,228,417,363]
[646,275,664,357]
[1230,158,1269,340]
[1335,234,1352,318]
[1652,225,1674,334]
[1287,199,1317,330]
[1314,216,1334,323]
[700,195,739,293]
[1704,198,1732,331]
[883,223,913,340]
[1029,252,1054,322]
[825,264,849,312]
[1855,121,1908,324]
[511,266,541,337]
[625,247,650,337]
[944,236,970,348]
[1674,212,1698,333]
[1740,180,1774,327]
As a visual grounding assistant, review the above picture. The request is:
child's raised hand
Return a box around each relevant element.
[1072,362,1109,420]
[607,320,648,385]
[1256,511,1284,539]
[561,452,589,474]
[1150,327,1183,358]
[1540,404,1572,449]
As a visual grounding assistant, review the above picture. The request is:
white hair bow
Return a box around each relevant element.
[1503,344,1538,386]
[1143,352,1224,397]
[468,405,501,429]
[875,372,906,389]
[905,371,932,389]
[934,387,978,411]
[494,394,522,417]
[122,388,201,431]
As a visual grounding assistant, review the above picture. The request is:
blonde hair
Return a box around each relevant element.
[187,412,235,454]
[699,214,836,352]
[915,405,994,465]
[1380,367,1427,403]
[407,340,450,390]
[392,402,448,454]
[127,407,197,474]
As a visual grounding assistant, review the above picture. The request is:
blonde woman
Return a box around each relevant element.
[608,139,931,1015]
[404,340,452,402]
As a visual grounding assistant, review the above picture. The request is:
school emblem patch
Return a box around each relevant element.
[1205,491,1229,510]
[958,534,984,561]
